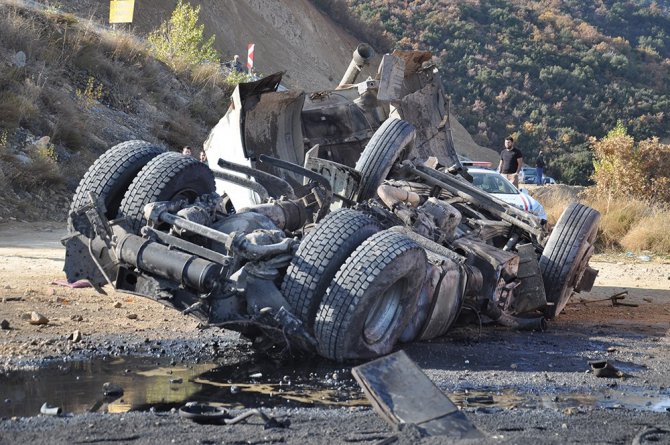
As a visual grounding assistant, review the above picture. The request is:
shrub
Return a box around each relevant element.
[147,0,219,70]
[591,122,670,204]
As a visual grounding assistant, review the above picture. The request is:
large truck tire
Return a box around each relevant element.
[540,203,600,319]
[314,230,427,361]
[354,118,416,201]
[119,152,215,233]
[67,141,164,232]
[281,209,380,330]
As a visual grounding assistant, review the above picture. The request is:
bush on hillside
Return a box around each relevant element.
[147,0,219,71]
[591,122,670,204]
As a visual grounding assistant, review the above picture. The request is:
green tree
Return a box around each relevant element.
[147,0,219,70]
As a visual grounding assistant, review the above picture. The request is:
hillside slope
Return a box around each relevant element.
[0,0,496,222]
[42,0,497,159]
[347,0,670,184]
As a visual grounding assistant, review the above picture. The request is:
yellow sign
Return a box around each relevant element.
[109,0,135,24]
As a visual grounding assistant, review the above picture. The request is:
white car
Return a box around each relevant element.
[468,168,547,222]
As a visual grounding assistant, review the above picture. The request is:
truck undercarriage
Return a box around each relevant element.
[63,47,600,361]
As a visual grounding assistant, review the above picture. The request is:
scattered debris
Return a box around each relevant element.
[2,296,22,302]
[39,402,62,416]
[50,279,92,289]
[102,382,124,397]
[352,350,483,440]
[71,315,83,322]
[178,404,290,428]
[127,313,138,320]
[178,403,228,424]
[68,330,82,343]
[169,378,183,384]
[29,312,49,325]
[568,291,637,308]
[589,360,625,378]
[113,302,122,308]
[465,395,494,405]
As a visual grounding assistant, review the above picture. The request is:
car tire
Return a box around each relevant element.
[281,209,381,330]
[314,230,427,361]
[67,141,165,232]
[540,203,600,318]
[354,118,416,201]
[119,152,216,233]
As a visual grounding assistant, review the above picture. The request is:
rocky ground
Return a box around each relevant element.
[0,221,669,444]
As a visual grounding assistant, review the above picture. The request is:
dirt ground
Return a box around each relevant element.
[0,221,669,444]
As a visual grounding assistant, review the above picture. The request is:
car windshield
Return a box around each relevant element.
[471,171,518,194]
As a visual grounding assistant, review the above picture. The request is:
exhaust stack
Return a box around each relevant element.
[338,43,374,88]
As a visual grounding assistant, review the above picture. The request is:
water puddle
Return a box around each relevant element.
[1,357,668,418]
[0,356,366,418]
[450,387,670,412]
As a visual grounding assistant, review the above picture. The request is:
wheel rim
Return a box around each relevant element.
[363,278,406,345]
[171,188,199,203]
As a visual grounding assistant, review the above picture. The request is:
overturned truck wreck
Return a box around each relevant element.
[63,47,600,361]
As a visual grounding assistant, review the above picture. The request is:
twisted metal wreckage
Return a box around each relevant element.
[63,45,600,361]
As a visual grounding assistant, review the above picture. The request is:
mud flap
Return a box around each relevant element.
[352,351,483,440]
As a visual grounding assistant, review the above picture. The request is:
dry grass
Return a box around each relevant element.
[528,184,583,225]
[531,185,670,255]
[0,2,229,211]
[621,213,670,253]
[587,197,652,250]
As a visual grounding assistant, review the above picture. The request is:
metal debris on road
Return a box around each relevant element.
[50,279,92,289]
[102,382,124,396]
[589,360,625,378]
[178,404,289,428]
[569,290,638,308]
[352,350,483,440]
[39,402,62,416]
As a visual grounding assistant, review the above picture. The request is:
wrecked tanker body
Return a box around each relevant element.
[62,47,600,361]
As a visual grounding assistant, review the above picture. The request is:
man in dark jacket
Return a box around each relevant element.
[497,137,523,187]
[535,150,545,185]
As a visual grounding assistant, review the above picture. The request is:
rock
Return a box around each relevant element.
[127,313,138,320]
[12,153,32,165]
[13,51,26,68]
[102,382,124,397]
[113,302,122,308]
[69,330,82,343]
[29,312,49,325]
[1,320,9,330]
[34,136,51,151]
[71,315,83,322]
